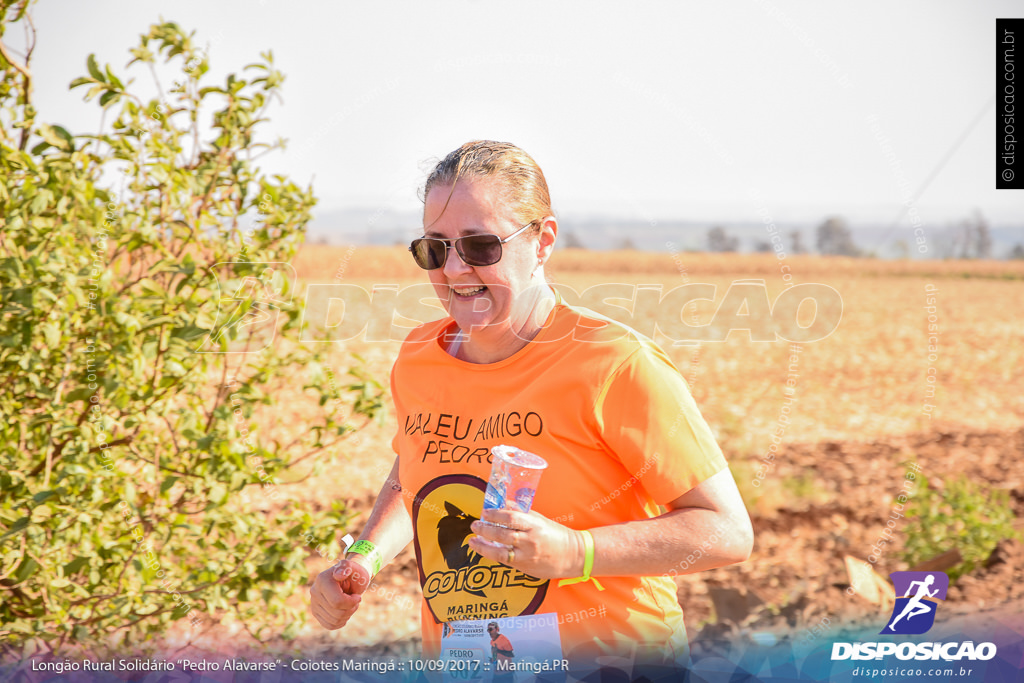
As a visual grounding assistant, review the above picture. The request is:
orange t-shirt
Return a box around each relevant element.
[390,300,728,663]
[491,633,514,661]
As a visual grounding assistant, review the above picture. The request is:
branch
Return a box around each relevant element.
[146,60,167,107]
[43,353,74,487]
[29,403,97,477]
[288,425,366,469]
[128,444,196,479]
[0,37,31,80]
[108,605,178,633]
[84,435,134,456]
[75,546,138,615]
[203,333,257,433]
[135,362,201,414]
[142,544,257,597]
[159,413,184,460]
[24,549,51,613]
[234,602,267,645]
[188,75,201,167]
[179,147,231,259]
[29,433,137,478]
[0,537,26,582]
[0,13,34,151]
[205,360,240,432]
[24,11,36,64]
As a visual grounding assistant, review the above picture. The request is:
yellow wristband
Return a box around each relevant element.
[581,529,595,581]
[558,530,605,591]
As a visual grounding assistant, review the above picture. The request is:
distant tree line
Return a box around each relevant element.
[528,214,1022,259]
[702,212,1021,260]
[938,210,993,259]
[707,217,860,256]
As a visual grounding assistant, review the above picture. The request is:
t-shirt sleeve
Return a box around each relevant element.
[389,360,402,456]
[594,341,728,505]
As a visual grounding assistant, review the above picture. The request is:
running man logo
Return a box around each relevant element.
[880,571,949,635]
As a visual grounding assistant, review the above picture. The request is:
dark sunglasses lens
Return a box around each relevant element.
[411,239,446,270]
[457,235,502,266]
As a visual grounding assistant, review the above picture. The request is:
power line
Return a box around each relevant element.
[872,95,996,253]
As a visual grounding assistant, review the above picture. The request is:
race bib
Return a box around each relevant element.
[440,614,566,683]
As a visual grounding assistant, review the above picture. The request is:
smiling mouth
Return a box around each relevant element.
[451,285,488,299]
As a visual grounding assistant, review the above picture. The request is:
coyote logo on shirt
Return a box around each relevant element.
[437,502,483,572]
[413,475,548,624]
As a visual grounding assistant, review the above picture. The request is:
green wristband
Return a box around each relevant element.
[346,540,383,576]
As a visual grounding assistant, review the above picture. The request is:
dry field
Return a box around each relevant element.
[158,246,1024,660]
[291,245,1024,448]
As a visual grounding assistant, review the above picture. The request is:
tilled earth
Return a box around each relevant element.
[682,427,1024,646]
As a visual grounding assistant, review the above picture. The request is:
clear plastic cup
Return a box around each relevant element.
[484,445,548,513]
[478,445,548,550]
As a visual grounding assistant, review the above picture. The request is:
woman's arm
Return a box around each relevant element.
[468,467,752,580]
[587,467,753,576]
[346,455,415,571]
[309,455,414,629]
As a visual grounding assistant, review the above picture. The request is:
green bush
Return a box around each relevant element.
[0,7,384,656]
[900,472,1021,582]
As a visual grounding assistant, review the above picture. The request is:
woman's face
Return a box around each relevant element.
[422,178,552,346]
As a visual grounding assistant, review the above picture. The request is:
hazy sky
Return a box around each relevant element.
[22,1,1024,232]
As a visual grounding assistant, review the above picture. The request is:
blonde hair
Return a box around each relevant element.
[421,140,553,228]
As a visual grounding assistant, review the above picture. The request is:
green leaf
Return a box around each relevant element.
[99,90,119,107]
[140,316,176,331]
[65,387,93,403]
[105,65,124,90]
[13,558,39,584]
[137,279,166,297]
[41,323,60,347]
[170,324,207,341]
[51,125,74,148]
[64,557,90,575]
[37,125,72,152]
[160,476,179,495]
[209,484,227,505]
[282,619,300,639]
[1,517,30,541]
[32,490,59,505]
[31,506,53,522]
[86,54,105,82]
[163,360,186,375]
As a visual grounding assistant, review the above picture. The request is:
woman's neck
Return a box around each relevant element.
[450,286,557,364]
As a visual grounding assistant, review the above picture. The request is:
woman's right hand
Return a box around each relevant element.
[309,558,373,630]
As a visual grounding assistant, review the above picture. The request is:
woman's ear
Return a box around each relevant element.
[537,215,558,264]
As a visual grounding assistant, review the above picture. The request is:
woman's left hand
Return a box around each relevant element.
[468,509,584,580]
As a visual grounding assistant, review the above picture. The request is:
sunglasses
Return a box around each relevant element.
[409,220,536,271]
